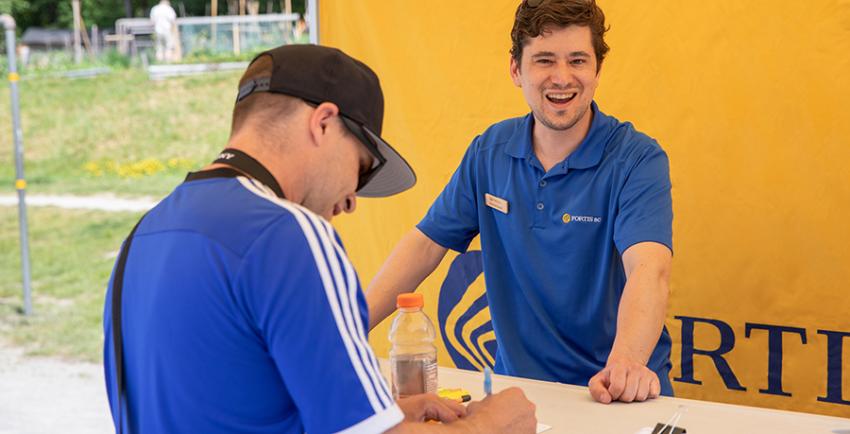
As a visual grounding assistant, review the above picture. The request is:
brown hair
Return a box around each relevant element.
[230,55,299,135]
[510,0,610,72]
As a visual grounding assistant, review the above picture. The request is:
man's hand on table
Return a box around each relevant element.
[397,393,467,423]
[392,388,536,433]
[466,387,537,433]
[588,358,661,404]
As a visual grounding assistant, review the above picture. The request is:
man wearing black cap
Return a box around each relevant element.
[102,45,536,434]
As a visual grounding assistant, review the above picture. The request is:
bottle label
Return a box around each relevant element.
[423,358,437,394]
[391,355,438,399]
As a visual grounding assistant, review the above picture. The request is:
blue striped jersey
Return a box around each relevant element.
[103,175,402,433]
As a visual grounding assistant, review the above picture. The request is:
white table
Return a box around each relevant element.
[382,361,850,433]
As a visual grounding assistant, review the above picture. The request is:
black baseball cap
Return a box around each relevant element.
[236,44,416,198]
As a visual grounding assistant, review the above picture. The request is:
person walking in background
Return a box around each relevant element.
[150,0,178,62]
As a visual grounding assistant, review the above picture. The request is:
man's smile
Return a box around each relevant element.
[544,89,578,107]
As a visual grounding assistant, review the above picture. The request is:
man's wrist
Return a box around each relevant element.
[462,413,490,434]
[606,349,647,367]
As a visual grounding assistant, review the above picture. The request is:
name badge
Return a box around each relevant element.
[485,193,509,214]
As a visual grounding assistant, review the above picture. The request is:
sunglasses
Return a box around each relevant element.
[340,115,387,192]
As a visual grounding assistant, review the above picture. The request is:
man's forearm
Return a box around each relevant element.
[366,228,448,330]
[609,243,672,365]
[609,271,668,364]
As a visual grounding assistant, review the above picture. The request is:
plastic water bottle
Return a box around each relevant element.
[389,293,438,399]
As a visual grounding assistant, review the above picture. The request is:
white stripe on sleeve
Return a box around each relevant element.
[237,177,386,412]
[321,219,394,406]
[301,208,393,408]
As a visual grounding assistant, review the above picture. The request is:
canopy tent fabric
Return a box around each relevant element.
[320,1,850,418]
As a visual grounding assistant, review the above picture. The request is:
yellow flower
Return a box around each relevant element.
[167,157,194,171]
[83,161,103,177]
[83,157,183,178]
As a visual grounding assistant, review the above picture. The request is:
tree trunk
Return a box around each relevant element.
[124,0,133,17]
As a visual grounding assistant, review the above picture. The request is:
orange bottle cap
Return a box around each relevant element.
[397,293,424,308]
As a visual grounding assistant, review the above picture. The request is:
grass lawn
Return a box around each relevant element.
[0,68,241,196]
[0,68,243,361]
[0,206,143,362]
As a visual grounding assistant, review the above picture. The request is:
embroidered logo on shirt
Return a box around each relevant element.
[485,194,509,214]
[562,213,602,224]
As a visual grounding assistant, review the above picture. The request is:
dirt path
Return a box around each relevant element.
[0,341,112,434]
[0,194,157,212]
[0,193,146,433]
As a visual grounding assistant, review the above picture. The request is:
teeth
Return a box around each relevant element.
[546,93,576,104]
[547,93,576,101]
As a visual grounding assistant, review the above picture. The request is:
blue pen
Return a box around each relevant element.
[484,367,492,396]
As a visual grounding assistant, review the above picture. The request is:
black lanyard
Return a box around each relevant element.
[111,149,283,432]
[186,148,286,199]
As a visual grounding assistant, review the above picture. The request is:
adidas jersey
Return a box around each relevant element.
[103,175,401,433]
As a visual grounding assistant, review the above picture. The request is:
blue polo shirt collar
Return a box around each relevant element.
[504,101,609,172]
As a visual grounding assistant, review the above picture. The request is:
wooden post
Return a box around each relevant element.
[211,0,217,51]
[72,0,82,64]
[233,0,245,55]
[79,15,94,58]
[283,0,292,40]
[232,24,240,55]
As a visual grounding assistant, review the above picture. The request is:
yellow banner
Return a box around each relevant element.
[322,1,850,417]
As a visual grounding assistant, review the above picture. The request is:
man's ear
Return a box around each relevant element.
[510,56,522,87]
[308,102,341,147]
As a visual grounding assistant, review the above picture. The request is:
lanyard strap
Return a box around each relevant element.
[207,148,286,199]
[111,217,141,434]
[112,150,283,432]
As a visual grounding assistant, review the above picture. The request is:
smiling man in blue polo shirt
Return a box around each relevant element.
[367,0,673,405]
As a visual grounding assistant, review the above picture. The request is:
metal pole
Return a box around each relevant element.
[1,14,33,316]
[307,0,318,44]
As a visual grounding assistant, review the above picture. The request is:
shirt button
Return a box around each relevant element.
[536,202,544,210]
[539,180,547,187]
